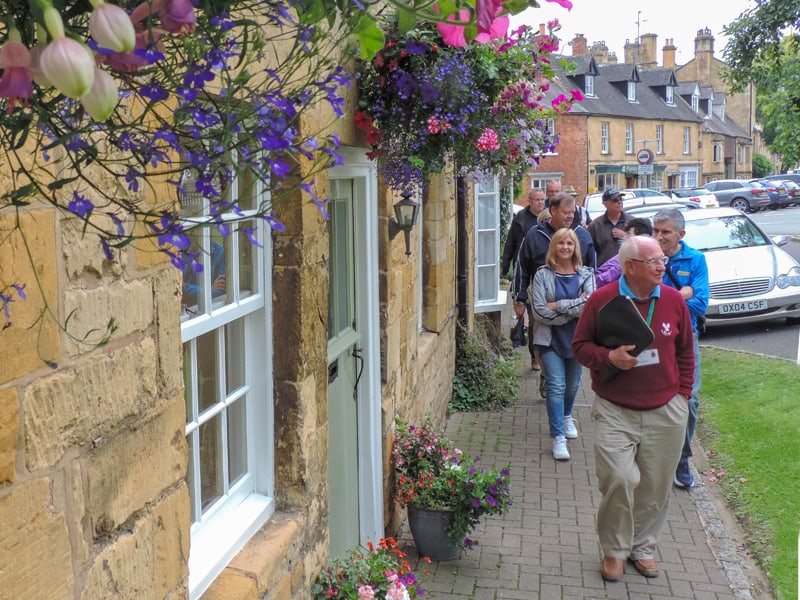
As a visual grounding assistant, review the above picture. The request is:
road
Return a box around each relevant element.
[700,206,800,362]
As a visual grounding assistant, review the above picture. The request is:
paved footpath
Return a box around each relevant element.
[398,359,770,599]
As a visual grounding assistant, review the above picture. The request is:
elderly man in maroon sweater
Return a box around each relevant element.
[572,235,694,583]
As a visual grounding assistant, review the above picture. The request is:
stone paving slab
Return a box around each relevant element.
[398,354,770,599]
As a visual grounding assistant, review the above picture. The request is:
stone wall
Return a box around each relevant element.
[0,185,189,598]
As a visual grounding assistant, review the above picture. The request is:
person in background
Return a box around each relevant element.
[594,218,653,288]
[530,228,595,460]
[652,208,709,490]
[564,185,591,227]
[513,192,596,396]
[587,188,631,266]
[572,235,694,583]
[501,188,546,370]
[544,179,562,208]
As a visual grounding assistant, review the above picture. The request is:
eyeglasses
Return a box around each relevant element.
[630,256,668,266]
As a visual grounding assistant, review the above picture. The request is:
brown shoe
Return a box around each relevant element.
[530,358,540,371]
[600,557,624,582]
[630,558,659,578]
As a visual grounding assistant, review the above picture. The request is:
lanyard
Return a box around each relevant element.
[645,298,656,326]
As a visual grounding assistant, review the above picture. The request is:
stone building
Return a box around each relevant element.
[517,27,754,202]
[0,30,510,600]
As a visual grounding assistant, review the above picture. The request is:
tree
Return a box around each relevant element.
[751,153,773,178]
[723,2,800,171]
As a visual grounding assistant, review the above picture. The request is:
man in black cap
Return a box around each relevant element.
[587,188,632,267]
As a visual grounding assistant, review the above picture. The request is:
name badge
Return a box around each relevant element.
[635,348,660,367]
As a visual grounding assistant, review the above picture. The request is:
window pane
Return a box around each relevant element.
[227,396,247,485]
[186,437,198,522]
[197,331,220,413]
[477,266,496,301]
[478,231,494,263]
[477,196,494,228]
[225,320,245,394]
[199,417,223,510]
[237,221,256,300]
[184,343,194,419]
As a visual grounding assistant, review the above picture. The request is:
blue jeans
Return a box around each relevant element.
[679,334,701,464]
[539,347,583,438]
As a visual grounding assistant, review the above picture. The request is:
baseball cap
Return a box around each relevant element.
[602,188,624,202]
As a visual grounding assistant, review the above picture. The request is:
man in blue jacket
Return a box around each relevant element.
[513,192,596,394]
[652,208,709,490]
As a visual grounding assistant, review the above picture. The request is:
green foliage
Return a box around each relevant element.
[698,347,799,600]
[751,153,774,178]
[450,316,519,412]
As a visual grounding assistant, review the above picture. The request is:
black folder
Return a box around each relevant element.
[596,295,655,381]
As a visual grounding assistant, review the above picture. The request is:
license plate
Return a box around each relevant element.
[719,300,767,314]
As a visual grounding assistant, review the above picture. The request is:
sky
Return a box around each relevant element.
[510,0,757,65]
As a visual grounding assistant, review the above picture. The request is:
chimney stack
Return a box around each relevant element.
[662,38,677,69]
[639,33,657,69]
[571,33,588,56]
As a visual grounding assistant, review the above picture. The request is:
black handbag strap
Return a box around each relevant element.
[664,263,681,288]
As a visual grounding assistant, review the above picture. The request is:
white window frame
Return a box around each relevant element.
[625,123,634,154]
[585,75,595,97]
[666,86,674,105]
[474,176,505,313]
[542,118,557,155]
[680,167,699,188]
[683,127,691,154]
[601,122,609,154]
[713,143,723,163]
[656,125,664,154]
[737,144,744,163]
[691,93,699,112]
[627,80,636,102]
[181,160,274,600]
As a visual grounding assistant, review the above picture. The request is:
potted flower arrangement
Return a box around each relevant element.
[392,417,512,559]
[312,537,425,599]
[355,19,583,192]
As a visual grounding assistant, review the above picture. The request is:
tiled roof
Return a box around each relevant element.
[555,55,702,124]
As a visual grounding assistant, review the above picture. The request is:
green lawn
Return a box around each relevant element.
[698,347,800,600]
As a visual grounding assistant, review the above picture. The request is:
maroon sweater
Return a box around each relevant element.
[571,280,694,410]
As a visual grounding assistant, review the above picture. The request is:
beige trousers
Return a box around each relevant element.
[592,393,688,560]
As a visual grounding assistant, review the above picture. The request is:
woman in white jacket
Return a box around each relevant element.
[531,228,595,460]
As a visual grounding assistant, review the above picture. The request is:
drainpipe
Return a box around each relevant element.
[456,175,468,326]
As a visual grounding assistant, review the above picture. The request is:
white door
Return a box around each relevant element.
[327,179,361,557]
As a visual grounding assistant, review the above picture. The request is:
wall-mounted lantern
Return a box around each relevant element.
[388,191,419,256]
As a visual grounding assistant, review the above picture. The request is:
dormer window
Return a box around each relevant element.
[666,86,674,105]
[585,75,595,97]
[691,93,699,112]
[627,80,636,102]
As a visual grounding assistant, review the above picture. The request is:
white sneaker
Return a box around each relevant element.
[564,415,578,439]
[552,436,570,460]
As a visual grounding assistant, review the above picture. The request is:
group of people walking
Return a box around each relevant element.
[503,182,709,582]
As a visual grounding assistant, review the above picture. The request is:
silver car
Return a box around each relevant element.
[682,208,800,327]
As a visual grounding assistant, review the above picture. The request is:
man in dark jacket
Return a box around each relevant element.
[513,192,596,385]
[513,192,596,309]
[501,188,545,277]
[502,188,546,369]
[587,188,631,266]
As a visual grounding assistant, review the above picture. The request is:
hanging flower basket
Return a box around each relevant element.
[355,20,584,192]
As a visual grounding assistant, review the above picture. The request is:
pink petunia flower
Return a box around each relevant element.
[436,6,509,47]
[545,0,573,9]
[476,128,499,151]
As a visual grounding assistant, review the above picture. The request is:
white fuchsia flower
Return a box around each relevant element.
[80,68,119,121]
[40,7,95,98]
[89,1,136,53]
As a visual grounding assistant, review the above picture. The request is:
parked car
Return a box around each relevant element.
[680,207,800,327]
[623,203,698,220]
[749,178,790,209]
[779,179,800,206]
[665,187,719,208]
[585,189,675,220]
[762,172,800,189]
[700,179,770,212]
